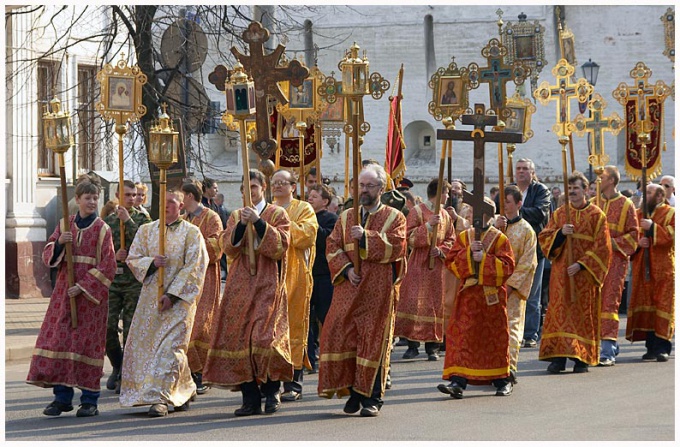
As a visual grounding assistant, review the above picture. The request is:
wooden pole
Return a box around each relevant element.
[239,118,257,276]
[568,134,576,173]
[315,124,322,185]
[157,167,166,303]
[507,143,515,183]
[559,133,576,302]
[57,152,77,328]
[344,99,351,198]
[639,132,651,282]
[446,143,453,207]
[352,97,362,276]
[116,122,127,248]
[298,116,306,199]
[429,117,453,269]
[275,111,283,169]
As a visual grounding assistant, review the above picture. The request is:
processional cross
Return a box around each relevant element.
[437,104,522,276]
[572,93,623,207]
[230,21,309,159]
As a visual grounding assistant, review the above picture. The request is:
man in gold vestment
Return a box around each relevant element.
[318,164,406,417]
[271,168,318,402]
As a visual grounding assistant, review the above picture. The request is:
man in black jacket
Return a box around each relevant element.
[508,159,551,348]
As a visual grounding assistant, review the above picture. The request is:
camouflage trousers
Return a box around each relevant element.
[106,284,141,369]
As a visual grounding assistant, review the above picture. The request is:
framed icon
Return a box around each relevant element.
[96,54,147,124]
[503,92,536,143]
[428,58,471,122]
[438,77,462,107]
[289,79,314,109]
[107,77,134,111]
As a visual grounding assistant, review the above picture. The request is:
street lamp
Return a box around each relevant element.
[149,103,179,302]
[581,58,599,181]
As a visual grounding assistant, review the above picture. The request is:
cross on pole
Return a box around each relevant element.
[572,93,623,207]
[437,104,522,276]
[231,21,310,159]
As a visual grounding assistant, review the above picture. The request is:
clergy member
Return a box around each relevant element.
[120,190,208,417]
[270,168,318,402]
[318,164,407,417]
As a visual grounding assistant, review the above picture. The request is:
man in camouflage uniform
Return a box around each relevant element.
[103,180,152,393]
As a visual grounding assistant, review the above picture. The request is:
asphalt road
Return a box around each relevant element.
[4,323,674,442]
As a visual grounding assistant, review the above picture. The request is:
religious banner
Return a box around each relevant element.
[623,98,664,181]
[385,66,406,185]
[269,108,316,169]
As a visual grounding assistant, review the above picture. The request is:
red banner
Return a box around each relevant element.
[384,94,406,185]
[269,109,317,169]
[624,98,663,181]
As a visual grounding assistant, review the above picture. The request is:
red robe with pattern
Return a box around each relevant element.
[442,226,515,385]
[27,216,116,391]
[626,204,675,343]
[318,204,406,398]
[592,194,638,341]
[394,202,455,343]
[186,207,224,373]
[203,204,293,389]
[538,203,611,366]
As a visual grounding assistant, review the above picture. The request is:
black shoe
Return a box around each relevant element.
[114,380,121,395]
[174,394,194,412]
[402,347,419,359]
[395,338,409,347]
[437,382,464,399]
[43,401,74,416]
[196,384,210,395]
[281,390,302,402]
[360,405,380,417]
[148,403,168,417]
[343,393,361,414]
[642,351,656,360]
[427,352,439,361]
[657,353,670,362]
[76,403,99,417]
[573,364,589,373]
[495,382,513,396]
[547,361,566,374]
[264,392,281,414]
[106,366,121,390]
[234,403,262,417]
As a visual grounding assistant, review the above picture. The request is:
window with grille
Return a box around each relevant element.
[37,60,61,176]
[76,65,100,173]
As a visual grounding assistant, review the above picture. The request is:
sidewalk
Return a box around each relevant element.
[5,297,49,362]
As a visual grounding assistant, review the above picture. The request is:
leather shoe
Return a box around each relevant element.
[264,393,281,414]
[437,382,464,399]
[281,390,302,402]
[106,366,121,390]
[360,405,380,417]
[148,403,168,417]
[402,347,419,359]
[427,352,439,361]
[343,394,361,414]
[642,351,656,360]
[234,403,262,417]
[495,382,513,396]
[43,401,74,416]
[76,403,99,417]
[547,361,566,374]
[657,353,669,362]
[598,358,615,367]
[573,364,589,373]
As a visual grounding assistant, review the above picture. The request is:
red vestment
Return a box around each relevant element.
[626,204,675,342]
[592,194,638,341]
[442,226,515,385]
[203,204,293,388]
[187,207,224,372]
[27,216,116,391]
[318,204,406,398]
[538,203,611,366]
[394,203,455,343]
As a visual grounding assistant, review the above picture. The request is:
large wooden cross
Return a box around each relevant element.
[231,21,309,159]
[475,38,531,114]
[438,104,523,231]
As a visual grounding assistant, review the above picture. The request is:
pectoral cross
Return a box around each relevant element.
[438,104,522,274]
[230,21,310,159]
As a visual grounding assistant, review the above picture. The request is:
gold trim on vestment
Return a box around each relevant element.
[89,268,112,288]
[541,331,597,346]
[32,348,104,367]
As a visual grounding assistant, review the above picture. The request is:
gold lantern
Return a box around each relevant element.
[225,62,256,119]
[341,43,370,97]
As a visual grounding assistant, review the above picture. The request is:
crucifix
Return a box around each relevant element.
[471,38,530,216]
[572,93,623,207]
[437,104,522,277]
[534,59,592,172]
[230,21,310,159]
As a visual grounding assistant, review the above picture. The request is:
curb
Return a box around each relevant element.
[5,336,37,363]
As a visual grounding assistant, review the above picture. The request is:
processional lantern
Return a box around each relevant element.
[341,43,370,97]
[42,95,77,328]
[224,62,256,119]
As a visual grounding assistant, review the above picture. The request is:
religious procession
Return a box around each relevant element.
[5,4,675,441]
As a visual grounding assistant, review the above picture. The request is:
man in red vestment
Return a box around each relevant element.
[593,166,638,366]
[437,197,515,398]
[626,183,675,362]
[539,171,611,374]
[318,164,407,417]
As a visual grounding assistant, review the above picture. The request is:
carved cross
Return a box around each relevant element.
[474,38,531,114]
[534,59,592,136]
[437,104,522,231]
[231,22,310,159]
[572,93,622,160]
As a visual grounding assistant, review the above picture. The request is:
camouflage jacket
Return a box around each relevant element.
[103,207,152,288]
